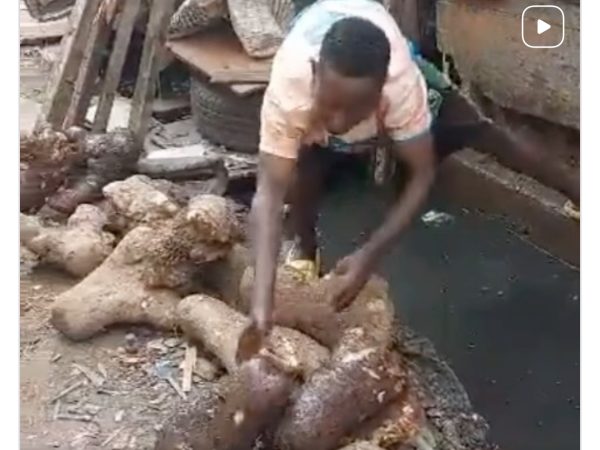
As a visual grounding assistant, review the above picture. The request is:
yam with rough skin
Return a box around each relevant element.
[202,244,251,311]
[20,127,85,213]
[195,357,297,450]
[142,194,243,290]
[227,0,284,57]
[20,205,116,277]
[177,295,330,377]
[274,339,406,450]
[338,443,386,450]
[102,175,180,230]
[50,193,244,340]
[51,225,183,341]
[239,269,395,350]
[232,270,407,450]
[46,129,141,215]
[352,388,428,448]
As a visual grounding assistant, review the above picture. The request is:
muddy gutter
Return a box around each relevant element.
[437,148,579,267]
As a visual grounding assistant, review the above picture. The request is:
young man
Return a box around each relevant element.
[245,0,435,345]
[243,0,579,347]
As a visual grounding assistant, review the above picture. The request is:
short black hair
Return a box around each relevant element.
[319,17,391,83]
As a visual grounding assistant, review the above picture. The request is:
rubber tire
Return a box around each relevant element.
[190,76,263,154]
[23,0,74,22]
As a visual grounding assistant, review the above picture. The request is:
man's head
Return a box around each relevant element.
[313,17,391,135]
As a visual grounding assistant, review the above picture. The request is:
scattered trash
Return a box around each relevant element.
[52,400,61,420]
[164,337,181,348]
[73,363,105,387]
[83,403,102,415]
[181,342,197,392]
[97,362,108,379]
[149,392,169,406]
[100,427,124,447]
[153,359,175,379]
[114,409,125,423]
[86,96,132,132]
[147,339,169,354]
[56,412,94,423]
[51,379,86,404]
[166,375,187,400]
[125,333,138,354]
[421,210,455,226]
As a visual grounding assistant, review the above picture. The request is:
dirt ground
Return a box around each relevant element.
[20,267,226,450]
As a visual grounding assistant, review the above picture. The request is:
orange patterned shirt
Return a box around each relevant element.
[260,0,431,159]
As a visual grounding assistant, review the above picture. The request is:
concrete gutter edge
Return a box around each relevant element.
[436,149,580,268]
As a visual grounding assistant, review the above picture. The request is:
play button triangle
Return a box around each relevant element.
[537,19,551,35]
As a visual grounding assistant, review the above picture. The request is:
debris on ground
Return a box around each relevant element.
[421,210,455,227]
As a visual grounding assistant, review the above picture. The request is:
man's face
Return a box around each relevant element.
[312,61,383,135]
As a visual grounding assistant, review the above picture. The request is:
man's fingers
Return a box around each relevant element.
[333,257,350,275]
[236,325,264,363]
[332,286,352,312]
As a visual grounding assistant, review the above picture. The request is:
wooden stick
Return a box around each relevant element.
[92,0,142,132]
[166,376,187,400]
[51,379,86,403]
[73,363,105,387]
[101,427,124,447]
[38,0,103,130]
[52,400,61,420]
[128,0,177,144]
[57,412,94,423]
[63,6,112,128]
[181,342,197,393]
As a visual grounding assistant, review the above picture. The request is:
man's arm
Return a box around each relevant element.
[363,132,436,260]
[249,152,296,333]
[332,131,436,309]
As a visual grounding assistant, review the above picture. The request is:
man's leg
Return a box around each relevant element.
[433,90,580,204]
[285,145,335,261]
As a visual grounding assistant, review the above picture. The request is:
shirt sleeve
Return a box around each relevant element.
[259,53,312,159]
[383,65,432,142]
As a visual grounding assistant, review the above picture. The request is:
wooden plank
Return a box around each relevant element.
[167,26,273,84]
[210,69,271,84]
[92,0,141,132]
[63,7,112,128]
[436,0,579,129]
[128,0,177,144]
[38,0,103,130]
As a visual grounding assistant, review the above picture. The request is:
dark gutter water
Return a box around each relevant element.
[318,178,580,450]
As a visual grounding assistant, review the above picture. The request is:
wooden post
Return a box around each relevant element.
[38,0,103,130]
[63,6,112,128]
[128,0,176,145]
[92,0,142,132]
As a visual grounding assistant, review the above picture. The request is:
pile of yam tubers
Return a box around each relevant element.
[21,172,444,450]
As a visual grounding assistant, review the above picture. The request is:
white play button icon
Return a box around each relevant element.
[537,19,551,35]
[522,6,564,48]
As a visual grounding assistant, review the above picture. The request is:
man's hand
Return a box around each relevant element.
[236,316,272,363]
[330,248,375,311]
[329,133,436,312]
